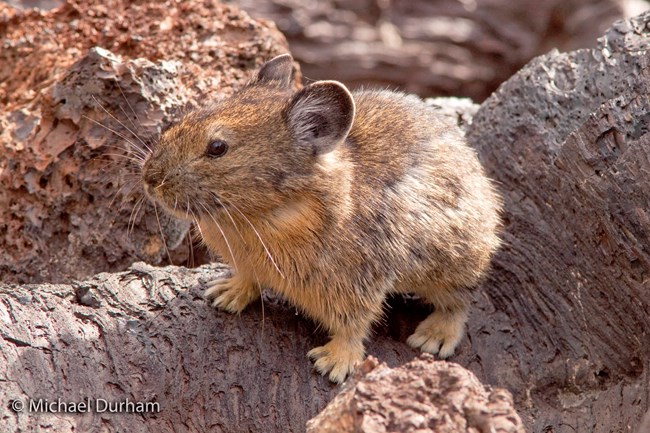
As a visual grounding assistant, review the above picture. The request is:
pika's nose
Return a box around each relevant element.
[142,162,161,188]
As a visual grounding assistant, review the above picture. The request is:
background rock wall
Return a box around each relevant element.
[228,0,648,100]
[0,0,290,283]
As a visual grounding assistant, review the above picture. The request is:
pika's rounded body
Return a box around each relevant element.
[143,54,501,383]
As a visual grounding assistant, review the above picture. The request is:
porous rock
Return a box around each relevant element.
[306,356,524,433]
[0,0,291,283]
[0,262,426,433]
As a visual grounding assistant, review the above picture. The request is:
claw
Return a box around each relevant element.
[407,308,468,358]
[205,275,258,314]
[307,337,364,384]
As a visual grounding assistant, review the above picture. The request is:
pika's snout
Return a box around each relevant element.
[142,162,160,190]
[141,158,173,203]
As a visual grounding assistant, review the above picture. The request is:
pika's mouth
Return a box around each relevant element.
[142,182,154,199]
[142,182,164,204]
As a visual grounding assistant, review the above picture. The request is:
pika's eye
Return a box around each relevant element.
[206,139,228,158]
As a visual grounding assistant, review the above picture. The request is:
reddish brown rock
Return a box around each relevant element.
[0,0,291,283]
[307,356,525,433]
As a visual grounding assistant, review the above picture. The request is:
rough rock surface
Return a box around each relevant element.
[0,0,291,283]
[229,0,648,101]
[464,11,650,433]
[306,356,524,433]
[0,262,431,433]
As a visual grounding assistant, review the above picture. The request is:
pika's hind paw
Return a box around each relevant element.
[407,308,468,358]
[205,274,259,314]
[307,337,364,384]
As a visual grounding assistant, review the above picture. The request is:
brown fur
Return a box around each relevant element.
[142,54,501,383]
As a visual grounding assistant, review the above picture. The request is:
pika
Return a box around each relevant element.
[142,54,501,383]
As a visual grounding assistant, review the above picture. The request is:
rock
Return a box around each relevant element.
[229,0,647,101]
[306,356,525,433]
[425,97,479,130]
[0,0,290,283]
[638,410,650,433]
[0,262,425,433]
[464,10,650,433]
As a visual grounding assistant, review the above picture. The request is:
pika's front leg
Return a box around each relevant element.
[306,285,387,383]
[205,272,260,314]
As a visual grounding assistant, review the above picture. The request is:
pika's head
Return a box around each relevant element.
[142,54,355,221]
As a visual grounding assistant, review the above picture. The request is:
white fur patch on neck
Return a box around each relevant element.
[316,150,340,170]
[316,148,354,219]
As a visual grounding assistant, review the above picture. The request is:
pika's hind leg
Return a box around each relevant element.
[407,304,468,358]
[205,272,260,314]
[403,280,472,358]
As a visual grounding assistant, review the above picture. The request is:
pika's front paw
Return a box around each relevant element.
[205,274,259,314]
[307,337,364,384]
[407,308,468,358]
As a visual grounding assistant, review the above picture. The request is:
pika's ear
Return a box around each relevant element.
[253,53,294,88]
[284,80,355,155]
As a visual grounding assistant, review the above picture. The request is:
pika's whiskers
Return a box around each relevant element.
[108,177,142,211]
[210,193,245,241]
[209,193,266,323]
[153,202,173,264]
[199,202,238,273]
[100,152,145,166]
[81,114,147,164]
[229,201,285,279]
[115,80,157,154]
[91,95,151,159]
